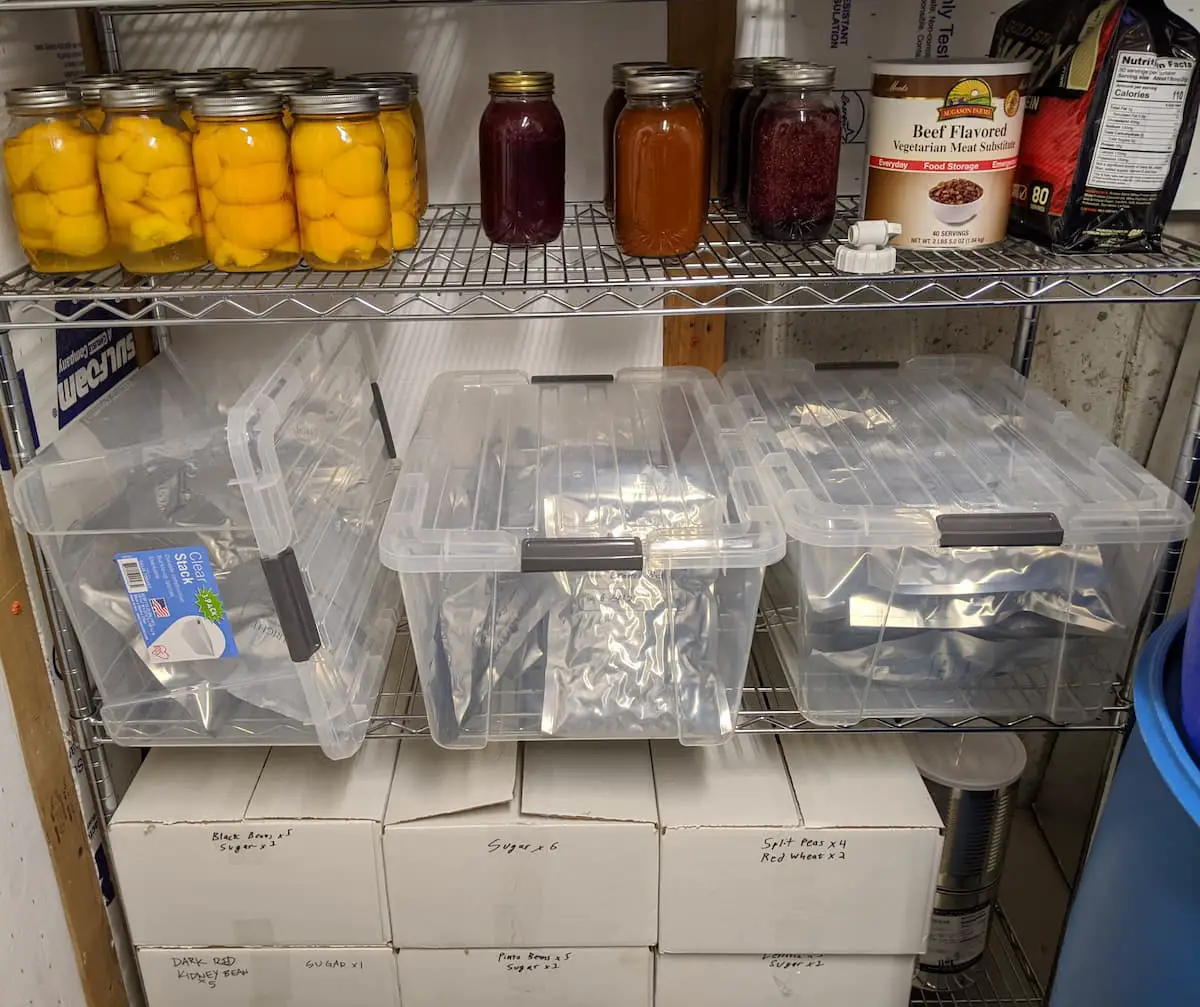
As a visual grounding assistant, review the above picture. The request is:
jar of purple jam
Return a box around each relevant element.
[734,58,794,217]
[748,63,840,243]
[479,70,565,245]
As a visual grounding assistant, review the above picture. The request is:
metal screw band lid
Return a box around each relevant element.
[752,59,801,85]
[241,73,314,97]
[352,81,411,108]
[732,55,791,86]
[611,61,669,87]
[277,66,334,83]
[644,65,704,86]
[626,72,698,98]
[289,86,378,116]
[71,74,123,104]
[488,70,554,95]
[764,62,835,88]
[167,73,223,101]
[5,85,83,112]
[347,71,419,95]
[201,66,256,81]
[123,68,174,81]
[100,84,174,110]
[192,89,283,118]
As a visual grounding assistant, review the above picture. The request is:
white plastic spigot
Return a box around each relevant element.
[835,220,902,274]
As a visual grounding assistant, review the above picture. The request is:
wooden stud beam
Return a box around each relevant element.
[664,0,737,372]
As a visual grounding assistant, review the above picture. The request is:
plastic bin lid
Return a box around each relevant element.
[721,356,1193,548]
[909,733,1027,791]
[379,369,786,574]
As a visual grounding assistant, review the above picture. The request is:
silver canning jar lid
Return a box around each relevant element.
[290,86,378,117]
[732,56,791,86]
[72,74,123,103]
[242,73,313,96]
[354,81,411,108]
[167,73,222,101]
[201,66,256,81]
[101,83,174,110]
[192,89,283,118]
[611,61,668,87]
[764,62,835,88]
[347,71,419,95]
[626,72,698,98]
[5,85,83,111]
[645,65,704,86]
[277,65,334,83]
[123,68,174,81]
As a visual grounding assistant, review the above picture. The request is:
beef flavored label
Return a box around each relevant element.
[863,60,1031,249]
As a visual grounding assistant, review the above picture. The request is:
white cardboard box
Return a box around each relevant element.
[655,952,915,1007]
[396,947,653,1007]
[384,741,658,948]
[654,734,943,954]
[111,741,398,947]
[138,946,400,1006]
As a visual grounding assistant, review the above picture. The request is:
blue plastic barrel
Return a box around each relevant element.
[1183,573,1200,757]
[1050,612,1200,1007]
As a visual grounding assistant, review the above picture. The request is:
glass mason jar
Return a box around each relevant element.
[197,66,256,85]
[479,71,565,246]
[355,81,420,251]
[2,85,116,273]
[168,73,222,132]
[735,58,795,216]
[717,57,784,211]
[96,84,206,273]
[192,90,300,272]
[748,63,841,243]
[614,72,708,258]
[348,72,427,216]
[290,87,392,270]
[241,72,313,129]
[603,61,668,215]
[278,66,334,85]
[73,74,123,131]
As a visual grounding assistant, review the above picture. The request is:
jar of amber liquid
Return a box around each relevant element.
[2,85,116,273]
[73,74,123,131]
[749,63,840,244]
[615,72,708,258]
[355,81,420,251]
[241,73,312,129]
[348,72,427,216]
[96,84,206,273]
[192,90,300,272]
[479,71,565,246]
[168,73,221,132]
[290,87,392,270]
[603,61,667,215]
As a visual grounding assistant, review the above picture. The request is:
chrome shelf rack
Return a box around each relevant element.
[4,200,1200,327]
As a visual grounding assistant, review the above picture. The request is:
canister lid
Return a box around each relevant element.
[241,73,313,97]
[626,72,698,98]
[100,84,174,110]
[167,73,223,101]
[346,71,419,95]
[611,61,668,86]
[289,86,378,116]
[872,58,1032,77]
[909,733,1028,791]
[192,89,283,118]
[764,62,834,88]
[277,65,334,82]
[488,70,554,95]
[5,84,83,111]
[352,80,411,107]
[71,74,124,103]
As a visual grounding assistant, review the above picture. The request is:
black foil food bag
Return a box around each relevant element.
[991,0,1200,251]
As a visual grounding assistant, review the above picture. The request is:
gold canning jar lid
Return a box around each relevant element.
[488,71,554,95]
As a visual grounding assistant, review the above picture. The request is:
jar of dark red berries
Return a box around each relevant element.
[479,70,566,245]
[748,63,840,243]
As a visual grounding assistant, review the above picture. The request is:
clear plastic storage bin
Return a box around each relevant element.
[378,369,785,748]
[723,357,1193,725]
[13,327,400,759]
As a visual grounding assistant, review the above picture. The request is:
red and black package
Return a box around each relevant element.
[991,0,1200,251]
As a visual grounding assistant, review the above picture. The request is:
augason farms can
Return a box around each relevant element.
[863,58,1031,249]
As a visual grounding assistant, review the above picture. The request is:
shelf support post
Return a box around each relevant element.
[1011,275,1043,377]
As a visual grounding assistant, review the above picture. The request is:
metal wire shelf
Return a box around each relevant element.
[913,911,1043,1006]
[5,200,1200,328]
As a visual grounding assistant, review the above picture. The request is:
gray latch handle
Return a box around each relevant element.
[936,513,1064,548]
[520,537,644,573]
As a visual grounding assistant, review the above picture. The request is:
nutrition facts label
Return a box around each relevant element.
[1087,52,1195,192]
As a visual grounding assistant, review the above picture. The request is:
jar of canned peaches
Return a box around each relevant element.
[240,72,312,128]
[347,71,427,216]
[192,90,300,272]
[72,74,123,131]
[290,87,392,270]
[354,81,419,250]
[96,84,206,273]
[167,73,222,131]
[3,85,115,273]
